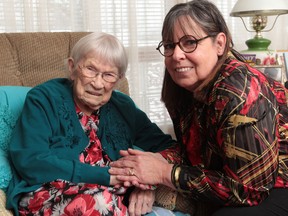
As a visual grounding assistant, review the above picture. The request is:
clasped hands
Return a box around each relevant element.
[109,148,169,189]
[109,149,171,216]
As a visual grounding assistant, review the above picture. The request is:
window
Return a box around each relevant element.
[1,0,287,134]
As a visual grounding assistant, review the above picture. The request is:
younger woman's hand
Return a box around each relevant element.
[109,149,173,188]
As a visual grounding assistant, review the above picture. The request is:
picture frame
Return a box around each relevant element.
[282,52,288,81]
[241,50,287,84]
[254,65,283,82]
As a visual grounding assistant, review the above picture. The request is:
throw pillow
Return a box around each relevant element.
[0,86,31,191]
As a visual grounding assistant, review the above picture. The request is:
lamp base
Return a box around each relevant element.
[245,37,271,51]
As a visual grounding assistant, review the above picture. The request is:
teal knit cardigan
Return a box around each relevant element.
[6,78,175,214]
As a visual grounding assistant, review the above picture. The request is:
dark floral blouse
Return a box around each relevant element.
[169,56,288,207]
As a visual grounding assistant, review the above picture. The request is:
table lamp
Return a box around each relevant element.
[230,0,288,51]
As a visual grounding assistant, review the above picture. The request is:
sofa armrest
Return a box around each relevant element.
[0,189,13,216]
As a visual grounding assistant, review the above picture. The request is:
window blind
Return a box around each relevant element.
[1,0,287,135]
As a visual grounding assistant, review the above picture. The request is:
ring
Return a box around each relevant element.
[128,168,135,176]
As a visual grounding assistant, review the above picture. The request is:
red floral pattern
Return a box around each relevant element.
[18,105,128,216]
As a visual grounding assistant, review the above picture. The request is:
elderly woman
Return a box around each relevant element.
[6,32,177,216]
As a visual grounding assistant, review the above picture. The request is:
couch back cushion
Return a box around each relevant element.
[0,32,129,95]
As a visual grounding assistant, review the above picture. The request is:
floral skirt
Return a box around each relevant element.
[18,179,128,216]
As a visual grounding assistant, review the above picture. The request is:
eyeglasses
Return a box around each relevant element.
[78,65,119,83]
[156,35,213,57]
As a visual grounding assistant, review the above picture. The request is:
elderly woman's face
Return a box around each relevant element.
[69,52,119,115]
[164,17,225,92]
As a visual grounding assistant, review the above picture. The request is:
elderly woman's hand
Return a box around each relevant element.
[110,174,124,186]
[128,188,155,216]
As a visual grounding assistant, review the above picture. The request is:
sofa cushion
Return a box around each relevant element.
[0,32,130,96]
[0,32,90,87]
[0,86,31,190]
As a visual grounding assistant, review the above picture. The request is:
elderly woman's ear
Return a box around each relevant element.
[68,58,75,72]
[68,58,77,80]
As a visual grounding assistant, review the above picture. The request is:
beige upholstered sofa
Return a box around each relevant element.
[0,32,129,92]
[0,32,129,215]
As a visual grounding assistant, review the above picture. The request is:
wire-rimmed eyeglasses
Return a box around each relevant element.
[156,35,213,57]
[78,65,119,83]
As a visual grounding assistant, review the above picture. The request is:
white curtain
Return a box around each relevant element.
[1,0,288,135]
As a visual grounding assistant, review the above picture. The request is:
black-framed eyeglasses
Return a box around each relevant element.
[156,35,213,57]
[78,65,119,83]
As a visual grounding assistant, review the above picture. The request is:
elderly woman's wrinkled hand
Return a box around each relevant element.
[128,188,155,216]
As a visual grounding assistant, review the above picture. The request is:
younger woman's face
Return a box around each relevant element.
[164,17,226,92]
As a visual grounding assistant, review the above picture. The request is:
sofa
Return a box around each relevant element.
[0,32,130,215]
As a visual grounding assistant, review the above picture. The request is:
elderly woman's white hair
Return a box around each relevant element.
[69,32,128,79]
